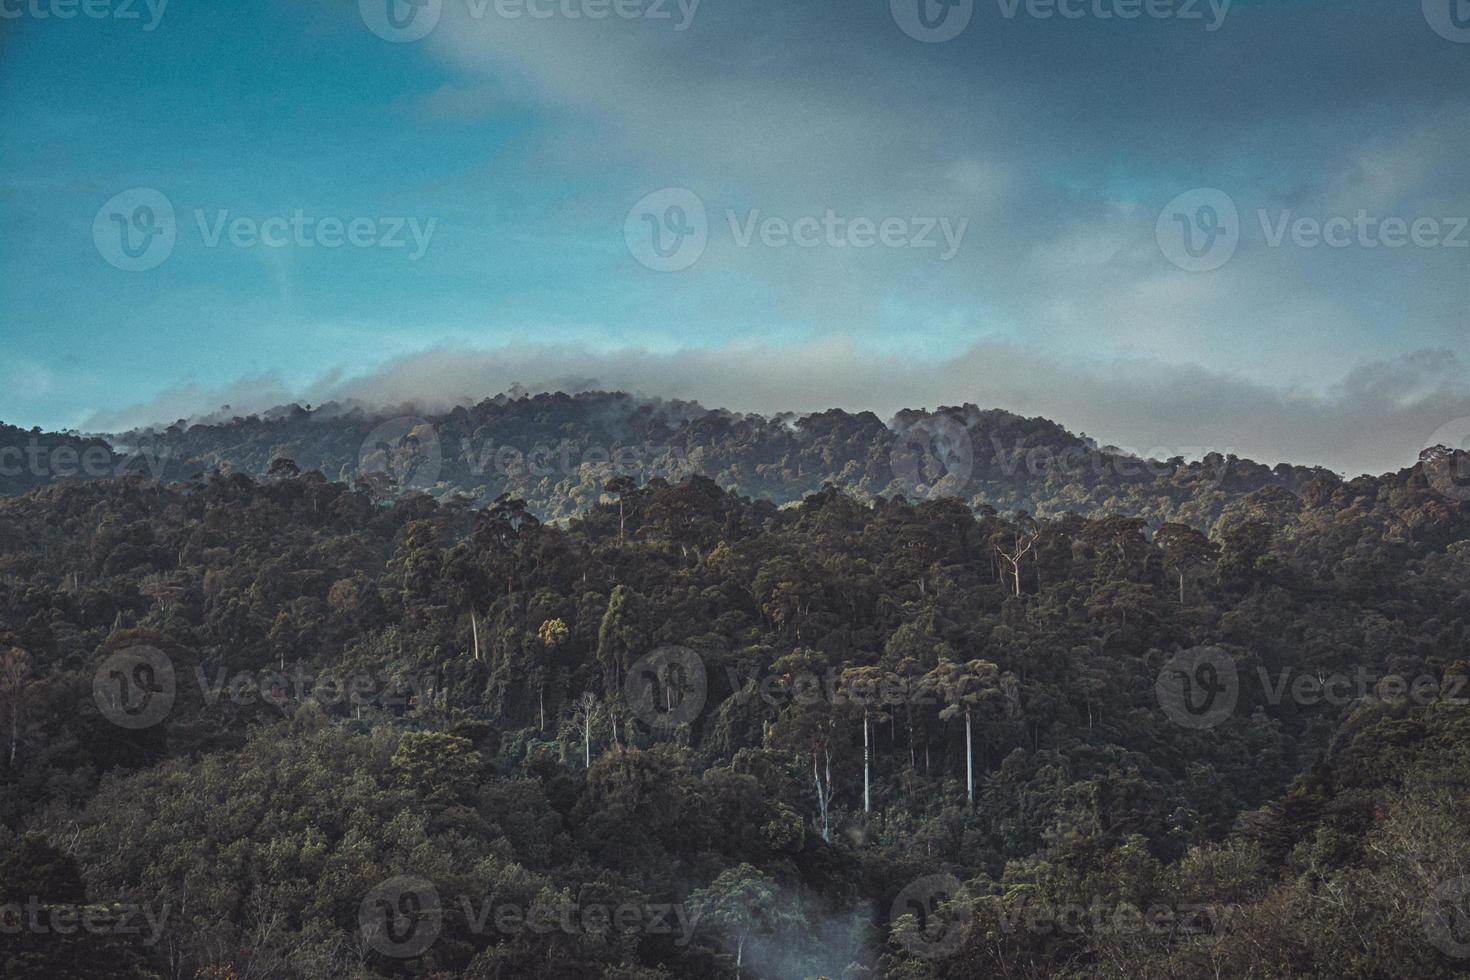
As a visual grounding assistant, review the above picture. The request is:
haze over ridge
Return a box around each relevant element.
[76,341,1470,479]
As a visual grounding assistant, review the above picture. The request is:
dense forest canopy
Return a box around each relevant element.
[2,392,1469,978]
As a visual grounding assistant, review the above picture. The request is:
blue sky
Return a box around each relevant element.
[1,0,1467,474]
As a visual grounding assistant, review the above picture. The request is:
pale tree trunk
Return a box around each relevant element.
[470,610,481,662]
[538,687,545,731]
[813,748,832,843]
[736,933,745,980]
[583,720,591,767]
[863,711,871,814]
[965,708,974,810]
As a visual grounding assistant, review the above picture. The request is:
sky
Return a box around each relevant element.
[0,0,1466,476]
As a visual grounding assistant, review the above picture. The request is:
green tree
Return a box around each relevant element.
[926,658,1000,811]
[688,864,805,980]
[1155,521,1218,604]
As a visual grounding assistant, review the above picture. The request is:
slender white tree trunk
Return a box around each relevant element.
[965,708,975,809]
[863,711,871,814]
[813,749,832,843]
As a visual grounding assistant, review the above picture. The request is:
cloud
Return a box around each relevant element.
[81,341,1470,478]
[401,0,1469,387]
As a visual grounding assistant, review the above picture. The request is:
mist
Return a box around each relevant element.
[78,341,1470,479]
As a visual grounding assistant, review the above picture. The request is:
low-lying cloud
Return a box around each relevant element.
[82,342,1470,479]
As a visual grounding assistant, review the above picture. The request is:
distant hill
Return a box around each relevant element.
[0,421,126,496]
[5,390,1466,531]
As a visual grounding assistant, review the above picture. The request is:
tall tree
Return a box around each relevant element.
[0,647,30,768]
[839,664,890,816]
[1155,521,1219,603]
[926,657,1000,811]
[688,864,806,980]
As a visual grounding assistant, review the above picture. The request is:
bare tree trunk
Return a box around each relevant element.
[470,610,481,662]
[863,711,871,814]
[813,748,832,843]
[965,708,974,810]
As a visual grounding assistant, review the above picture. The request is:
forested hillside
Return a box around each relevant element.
[2,429,1469,977]
[15,392,1352,525]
